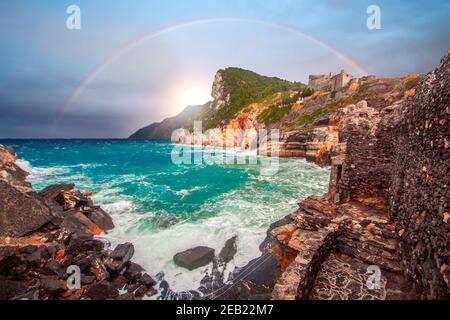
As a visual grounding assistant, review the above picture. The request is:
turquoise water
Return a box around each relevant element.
[1,139,330,290]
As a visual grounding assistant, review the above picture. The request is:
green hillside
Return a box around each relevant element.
[203,68,307,128]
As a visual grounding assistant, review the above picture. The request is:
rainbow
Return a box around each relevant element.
[53,17,369,129]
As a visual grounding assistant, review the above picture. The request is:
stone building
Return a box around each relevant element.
[308,69,354,91]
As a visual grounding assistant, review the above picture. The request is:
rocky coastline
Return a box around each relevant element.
[0,145,157,300]
[1,51,449,300]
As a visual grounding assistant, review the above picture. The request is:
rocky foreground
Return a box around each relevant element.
[0,145,157,300]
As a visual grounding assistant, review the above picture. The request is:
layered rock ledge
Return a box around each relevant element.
[265,51,449,300]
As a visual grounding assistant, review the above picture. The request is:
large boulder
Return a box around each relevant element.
[0,180,53,237]
[84,207,114,231]
[173,246,215,270]
[104,243,135,272]
[0,145,53,237]
[219,236,237,264]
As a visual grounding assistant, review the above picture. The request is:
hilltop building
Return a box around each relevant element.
[308,69,354,91]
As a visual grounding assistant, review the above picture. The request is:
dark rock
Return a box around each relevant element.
[61,210,102,235]
[90,257,109,282]
[124,261,144,281]
[213,253,280,300]
[127,283,140,293]
[72,254,91,272]
[40,275,67,296]
[313,117,330,126]
[154,216,179,228]
[86,281,119,300]
[25,250,45,268]
[81,275,96,285]
[219,236,238,264]
[155,272,165,281]
[41,259,63,277]
[38,184,75,200]
[134,285,148,298]
[139,273,156,287]
[0,180,53,237]
[0,254,23,274]
[19,245,38,255]
[10,289,41,300]
[134,285,157,298]
[117,292,135,300]
[84,207,114,231]
[111,275,128,289]
[55,190,89,211]
[173,246,215,270]
[66,234,104,254]
[105,243,134,272]
[0,276,27,300]
[9,263,28,281]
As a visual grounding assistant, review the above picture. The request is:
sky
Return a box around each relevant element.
[0,0,449,138]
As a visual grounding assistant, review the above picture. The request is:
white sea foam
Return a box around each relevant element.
[19,147,329,295]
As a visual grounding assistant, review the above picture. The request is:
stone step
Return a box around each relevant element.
[271,226,338,300]
[309,253,387,300]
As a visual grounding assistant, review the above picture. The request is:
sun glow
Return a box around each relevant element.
[177,87,211,109]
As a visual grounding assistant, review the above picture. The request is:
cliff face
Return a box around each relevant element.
[0,145,53,237]
[129,67,306,139]
[268,51,449,300]
[129,67,423,167]
[211,71,230,111]
[389,52,450,299]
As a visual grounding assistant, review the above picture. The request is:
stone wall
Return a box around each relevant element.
[389,52,450,299]
[330,100,403,204]
[327,51,449,299]
[308,72,336,91]
[308,70,354,92]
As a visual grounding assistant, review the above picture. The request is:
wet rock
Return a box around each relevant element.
[84,207,114,231]
[117,292,135,300]
[0,180,53,237]
[173,246,215,270]
[219,236,238,264]
[134,285,148,298]
[139,273,156,287]
[86,281,119,300]
[154,216,179,228]
[55,190,89,211]
[127,282,140,293]
[105,243,134,272]
[124,261,144,281]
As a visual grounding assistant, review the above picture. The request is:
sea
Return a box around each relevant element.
[0,139,329,292]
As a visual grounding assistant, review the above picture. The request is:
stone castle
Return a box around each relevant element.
[308,69,354,91]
